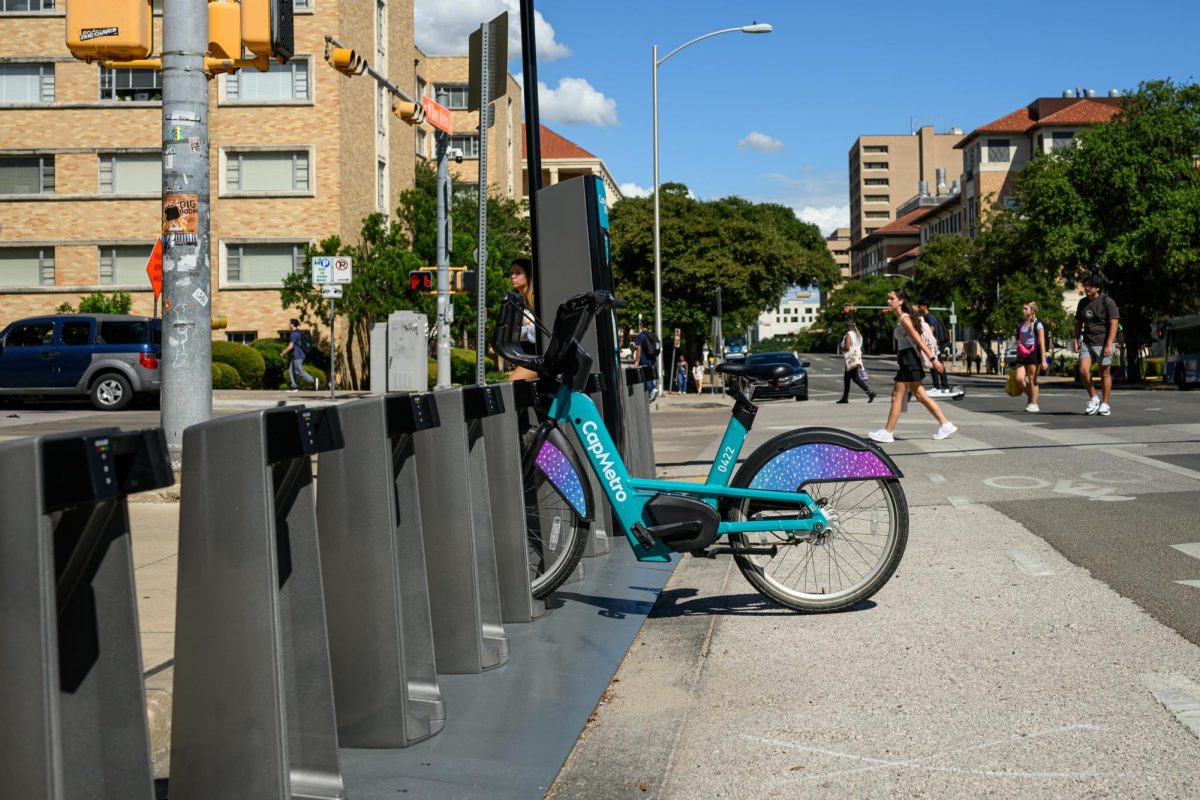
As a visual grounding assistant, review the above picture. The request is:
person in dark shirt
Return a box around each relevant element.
[281,318,318,391]
[1072,273,1119,416]
[634,320,659,401]
[917,298,950,392]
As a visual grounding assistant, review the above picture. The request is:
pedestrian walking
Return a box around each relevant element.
[837,320,875,404]
[691,360,704,394]
[505,257,539,382]
[634,320,660,401]
[282,319,319,392]
[1014,301,1049,412]
[867,289,957,443]
[917,298,951,393]
[1073,273,1119,415]
[675,355,688,394]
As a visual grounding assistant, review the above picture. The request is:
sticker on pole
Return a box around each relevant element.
[423,97,453,134]
[311,256,333,285]
[332,255,353,284]
[321,285,343,299]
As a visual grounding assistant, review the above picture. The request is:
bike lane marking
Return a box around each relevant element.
[927,473,945,483]
[1101,447,1200,482]
[947,496,972,509]
[1007,548,1055,576]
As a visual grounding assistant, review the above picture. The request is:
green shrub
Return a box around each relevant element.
[450,348,495,385]
[212,361,241,389]
[211,340,266,388]
[485,370,508,384]
[77,290,133,315]
[301,364,327,388]
[252,338,288,388]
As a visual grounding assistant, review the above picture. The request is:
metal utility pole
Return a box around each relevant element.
[160,0,212,465]
[519,0,544,321]
[473,31,492,385]
[434,100,452,390]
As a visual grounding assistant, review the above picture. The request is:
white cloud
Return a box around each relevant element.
[738,131,784,153]
[619,182,649,198]
[414,0,570,62]
[795,206,850,235]
[538,77,619,127]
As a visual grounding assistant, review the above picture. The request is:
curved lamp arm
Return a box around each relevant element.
[656,23,772,67]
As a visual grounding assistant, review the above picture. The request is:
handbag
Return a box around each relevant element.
[843,331,863,369]
[857,364,869,383]
[1004,368,1024,397]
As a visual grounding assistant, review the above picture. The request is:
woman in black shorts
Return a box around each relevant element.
[867,288,956,443]
[1014,301,1048,412]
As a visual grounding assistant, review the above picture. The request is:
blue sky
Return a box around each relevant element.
[415,0,1200,234]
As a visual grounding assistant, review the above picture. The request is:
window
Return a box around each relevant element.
[226,58,308,101]
[5,321,54,346]
[1003,196,1019,210]
[99,319,151,344]
[986,139,1011,163]
[864,161,888,170]
[99,245,153,286]
[415,126,427,158]
[865,211,889,219]
[865,227,879,234]
[377,159,386,211]
[376,0,386,57]
[226,242,306,284]
[226,331,257,344]
[0,63,53,103]
[864,145,889,154]
[225,150,310,193]
[436,83,469,110]
[1,0,56,10]
[99,67,161,102]
[1051,131,1075,150]
[449,134,479,159]
[1037,133,1045,152]
[0,156,54,194]
[415,76,426,98]
[864,194,889,203]
[0,247,54,287]
[60,321,91,346]
[99,153,159,194]
[864,178,889,186]
[293,0,310,9]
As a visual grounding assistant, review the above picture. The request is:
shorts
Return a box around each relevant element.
[894,348,925,383]
[1015,351,1040,366]
[1080,343,1113,366]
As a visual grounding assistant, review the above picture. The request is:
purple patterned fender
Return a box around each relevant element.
[748,443,896,492]
[535,438,588,517]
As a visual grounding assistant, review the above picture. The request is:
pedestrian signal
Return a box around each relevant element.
[329,48,365,75]
[66,0,153,62]
[409,270,435,293]
[408,268,477,295]
[241,0,294,62]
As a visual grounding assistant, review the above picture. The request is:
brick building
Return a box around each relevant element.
[521,125,623,202]
[0,0,416,342]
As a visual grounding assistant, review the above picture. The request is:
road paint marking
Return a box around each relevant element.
[913,434,999,457]
[1176,580,1200,589]
[1139,674,1200,739]
[927,473,945,483]
[1145,407,1162,411]
[1102,448,1200,482]
[1170,543,1200,560]
[947,495,972,509]
[1080,470,1152,485]
[1051,478,1134,502]
[985,475,1051,490]
[1007,548,1055,576]
[1023,428,1124,447]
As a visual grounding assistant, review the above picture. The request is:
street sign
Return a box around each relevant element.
[467,12,508,111]
[145,238,163,299]
[949,314,958,324]
[423,96,452,134]
[311,256,333,285]
[321,285,343,299]
[674,327,681,347]
[332,255,353,284]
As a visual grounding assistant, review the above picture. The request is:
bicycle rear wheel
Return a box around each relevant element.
[524,435,589,598]
[726,432,908,613]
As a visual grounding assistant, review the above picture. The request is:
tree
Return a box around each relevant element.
[810,274,911,354]
[608,182,838,360]
[1016,79,1200,375]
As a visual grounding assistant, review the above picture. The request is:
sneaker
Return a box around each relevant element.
[1026,403,1040,413]
[314,378,320,391]
[932,422,957,440]
[286,387,299,393]
[649,388,660,402]
[836,398,849,404]
[1098,402,1110,416]
[1085,396,1100,415]
[867,429,894,443]
[868,392,877,403]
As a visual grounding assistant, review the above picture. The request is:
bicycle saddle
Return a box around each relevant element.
[716,362,793,381]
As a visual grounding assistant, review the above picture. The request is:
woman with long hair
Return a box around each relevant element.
[867,288,957,443]
[506,257,539,381]
[1015,301,1048,412]
[837,319,875,404]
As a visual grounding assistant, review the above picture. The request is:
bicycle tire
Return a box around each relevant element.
[523,430,589,598]
[724,429,908,613]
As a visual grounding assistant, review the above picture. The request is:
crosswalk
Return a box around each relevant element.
[1170,543,1200,590]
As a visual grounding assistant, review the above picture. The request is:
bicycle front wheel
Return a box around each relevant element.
[726,432,908,613]
[524,438,589,599]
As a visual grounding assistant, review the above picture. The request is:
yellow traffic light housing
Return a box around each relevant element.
[241,0,293,62]
[393,99,425,125]
[208,0,242,61]
[329,48,365,76]
[66,0,153,62]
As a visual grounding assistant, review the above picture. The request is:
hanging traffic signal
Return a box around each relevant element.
[66,0,153,62]
[241,0,294,62]
[329,48,365,75]
[393,99,426,125]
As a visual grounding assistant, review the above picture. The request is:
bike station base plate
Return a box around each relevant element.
[340,551,678,799]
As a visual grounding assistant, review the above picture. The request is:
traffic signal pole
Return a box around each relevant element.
[435,105,452,389]
[160,0,213,465]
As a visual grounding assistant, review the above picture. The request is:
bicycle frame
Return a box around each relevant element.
[548,384,831,563]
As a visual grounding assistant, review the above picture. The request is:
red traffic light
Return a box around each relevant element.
[409,270,435,292]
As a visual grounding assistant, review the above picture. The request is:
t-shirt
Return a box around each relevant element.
[289,329,305,359]
[1075,294,1119,346]
[634,330,653,365]
[923,312,948,346]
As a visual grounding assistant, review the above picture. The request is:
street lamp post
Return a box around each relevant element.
[652,22,771,399]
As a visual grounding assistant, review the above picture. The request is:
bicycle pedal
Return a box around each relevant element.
[689,548,718,559]
[630,522,657,550]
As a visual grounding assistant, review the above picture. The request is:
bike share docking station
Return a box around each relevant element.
[619,365,658,480]
[170,406,348,800]
[315,393,445,748]
[0,428,172,800]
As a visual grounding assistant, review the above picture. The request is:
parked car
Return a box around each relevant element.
[742,351,810,401]
[0,314,162,410]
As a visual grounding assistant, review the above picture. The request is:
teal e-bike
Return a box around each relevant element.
[499,290,908,613]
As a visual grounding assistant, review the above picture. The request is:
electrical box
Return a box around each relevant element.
[65,0,153,62]
[387,311,428,392]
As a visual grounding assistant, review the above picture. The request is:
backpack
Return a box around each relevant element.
[917,318,939,369]
[1101,294,1124,345]
[641,331,660,360]
[926,312,948,347]
[299,330,313,356]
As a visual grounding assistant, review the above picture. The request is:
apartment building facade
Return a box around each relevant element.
[825,227,851,283]
[847,124,964,261]
[0,0,415,342]
[756,286,821,340]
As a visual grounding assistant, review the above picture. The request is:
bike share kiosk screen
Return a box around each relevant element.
[534,174,622,439]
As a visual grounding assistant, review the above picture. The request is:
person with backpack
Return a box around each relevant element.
[916,299,951,393]
[1073,273,1119,416]
[837,320,875,403]
[634,319,660,401]
[282,318,319,392]
[1014,301,1049,412]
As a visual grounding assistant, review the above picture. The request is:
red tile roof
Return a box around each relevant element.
[1032,98,1121,128]
[957,97,1124,148]
[522,125,597,160]
[871,207,928,236]
[974,107,1036,135]
[894,245,920,260]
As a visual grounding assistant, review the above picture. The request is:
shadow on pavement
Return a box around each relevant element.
[648,586,878,618]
